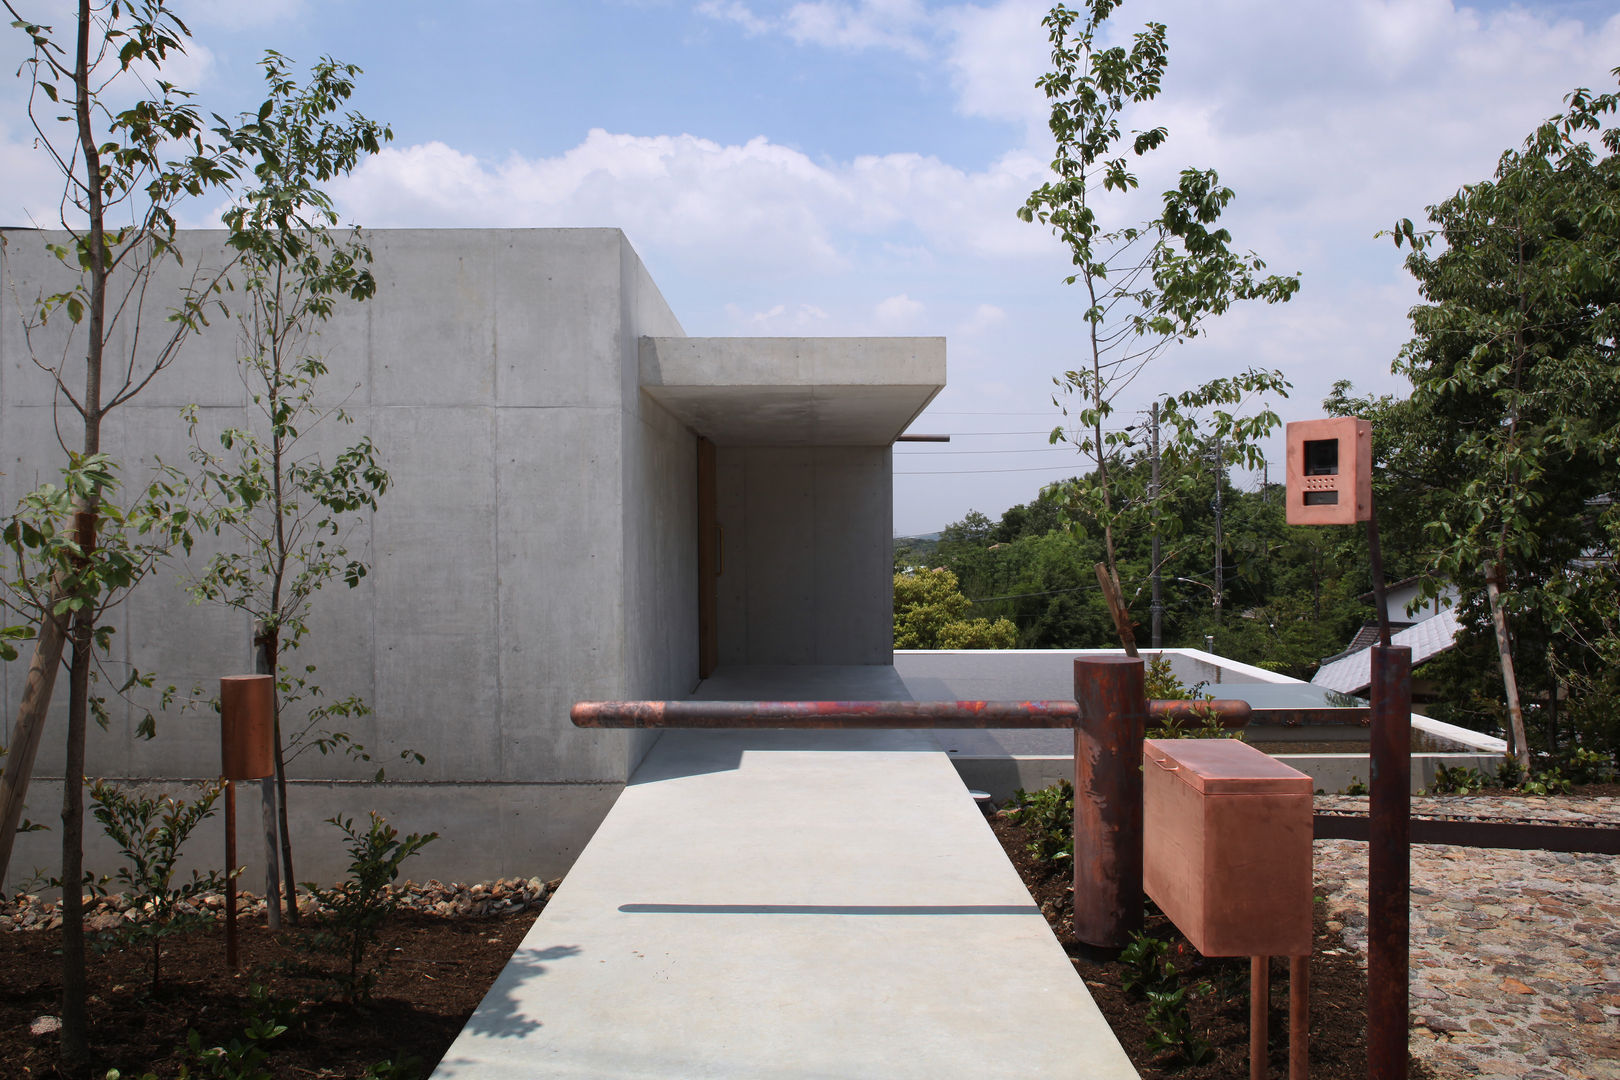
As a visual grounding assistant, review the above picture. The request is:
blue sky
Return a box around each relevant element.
[5,0,1619,534]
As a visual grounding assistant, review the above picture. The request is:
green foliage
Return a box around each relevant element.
[1120,931,1213,1066]
[924,460,1372,665]
[893,568,1016,649]
[1143,655,1189,700]
[1004,781,1074,861]
[1562,746,1614,785]
[1343,777,1369,797]
[89,779,230,991]
[190,984,290,1080]
[1142,656,1242,739]
[1517,766,1573,796]
[1426,764,1488,795]
[1144,984,1214,1066]
[1017,1,1298,633]
[1367,69,1620,760]
[2,455,204,735]
[104,986,289,1080]
[1119,933,1174,996]
[186,52,395,770]
[1147,707,1244,742]
[299,813,436,1003]
[362,1057,426,1080]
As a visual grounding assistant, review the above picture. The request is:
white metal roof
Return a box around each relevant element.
[1310,608,1463,695]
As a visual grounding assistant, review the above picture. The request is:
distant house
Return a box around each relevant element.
[1311,578,1462,697]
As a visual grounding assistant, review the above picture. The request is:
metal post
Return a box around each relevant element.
[1150,402,1163,649]
[1367,644,1411,1080]
[1251,956,1269,1080]
[1072,655,1146,948]
[224,778,238,971]
[1290,955,1309,1080]
[1213,436,1224,625]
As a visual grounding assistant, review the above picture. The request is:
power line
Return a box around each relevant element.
[894,446,1081,456]
[895,464,1088,475]
[917,427,1136,437]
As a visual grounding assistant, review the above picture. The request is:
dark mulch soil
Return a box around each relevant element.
[0,909,536,1079]
[989,812,1436,1080]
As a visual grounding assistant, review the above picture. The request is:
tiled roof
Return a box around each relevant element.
[1310,608,1462,695]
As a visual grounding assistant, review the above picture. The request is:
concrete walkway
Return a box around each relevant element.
[431,725,1138,1078]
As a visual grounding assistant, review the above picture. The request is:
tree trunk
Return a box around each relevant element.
[59,613,93,1075]
[253,635,283,930]
[0,603,70,890]
[256,631,299,924]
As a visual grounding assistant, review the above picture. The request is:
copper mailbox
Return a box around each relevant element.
[1285,417,1371,525]
[1143,738,1313,957]
[220,675,276,781]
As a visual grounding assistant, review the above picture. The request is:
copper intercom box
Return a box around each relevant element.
[1142,739,1313,957]
[1285,416,1371,525]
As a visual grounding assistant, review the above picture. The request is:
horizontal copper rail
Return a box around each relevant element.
[1315,813,1620,855]
[570,698,1252,729]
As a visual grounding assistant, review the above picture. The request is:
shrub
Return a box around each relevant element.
[1004,781,1073,861]
[299,812,436,1002]
[89,779,229,992]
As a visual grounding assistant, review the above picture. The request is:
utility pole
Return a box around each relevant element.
[1212,436,1224,625]
[1150,402,1163,648]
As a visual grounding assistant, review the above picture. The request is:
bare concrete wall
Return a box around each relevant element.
[715,445,893,666]
[0,228,696,887]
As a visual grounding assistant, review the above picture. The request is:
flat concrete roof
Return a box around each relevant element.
[639,336,944,445]
[431,714,1137,1078]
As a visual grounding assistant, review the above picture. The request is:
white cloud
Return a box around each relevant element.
[695,0,773,35]
[723,300,833,331]
[330,128,1054,279]
[785,0,930,57]
[873,291,926,327]
[184,0,308,28]
[957,303,1005,336]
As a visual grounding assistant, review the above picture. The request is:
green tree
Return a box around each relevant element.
[1017,1,1299,653]
[185,51,393,926]
[0,3,256,1065]
[1385,69,1620,762]
[893,569,1017,649]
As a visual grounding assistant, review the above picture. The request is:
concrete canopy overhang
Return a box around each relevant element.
[639,336,945,446]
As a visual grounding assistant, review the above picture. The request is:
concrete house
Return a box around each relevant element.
[0,228,944,886]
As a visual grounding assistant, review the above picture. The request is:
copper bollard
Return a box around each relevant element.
[1072,655,1147,949]
[220,675,276,781]
[221,675,275,973]
[1367,645,1412,1080]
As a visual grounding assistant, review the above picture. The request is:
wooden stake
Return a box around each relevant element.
[1483,562,1530,769]
[225,779,238,971]
[260,779,281,931]
[1094,561,1139,657]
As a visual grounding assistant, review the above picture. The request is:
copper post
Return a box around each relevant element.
[224,779,238,971]
[1290,954,1310,1080]
[1072,656,1147,948]
[1367,644,1411,1080]
[1251,955,1270,1080]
